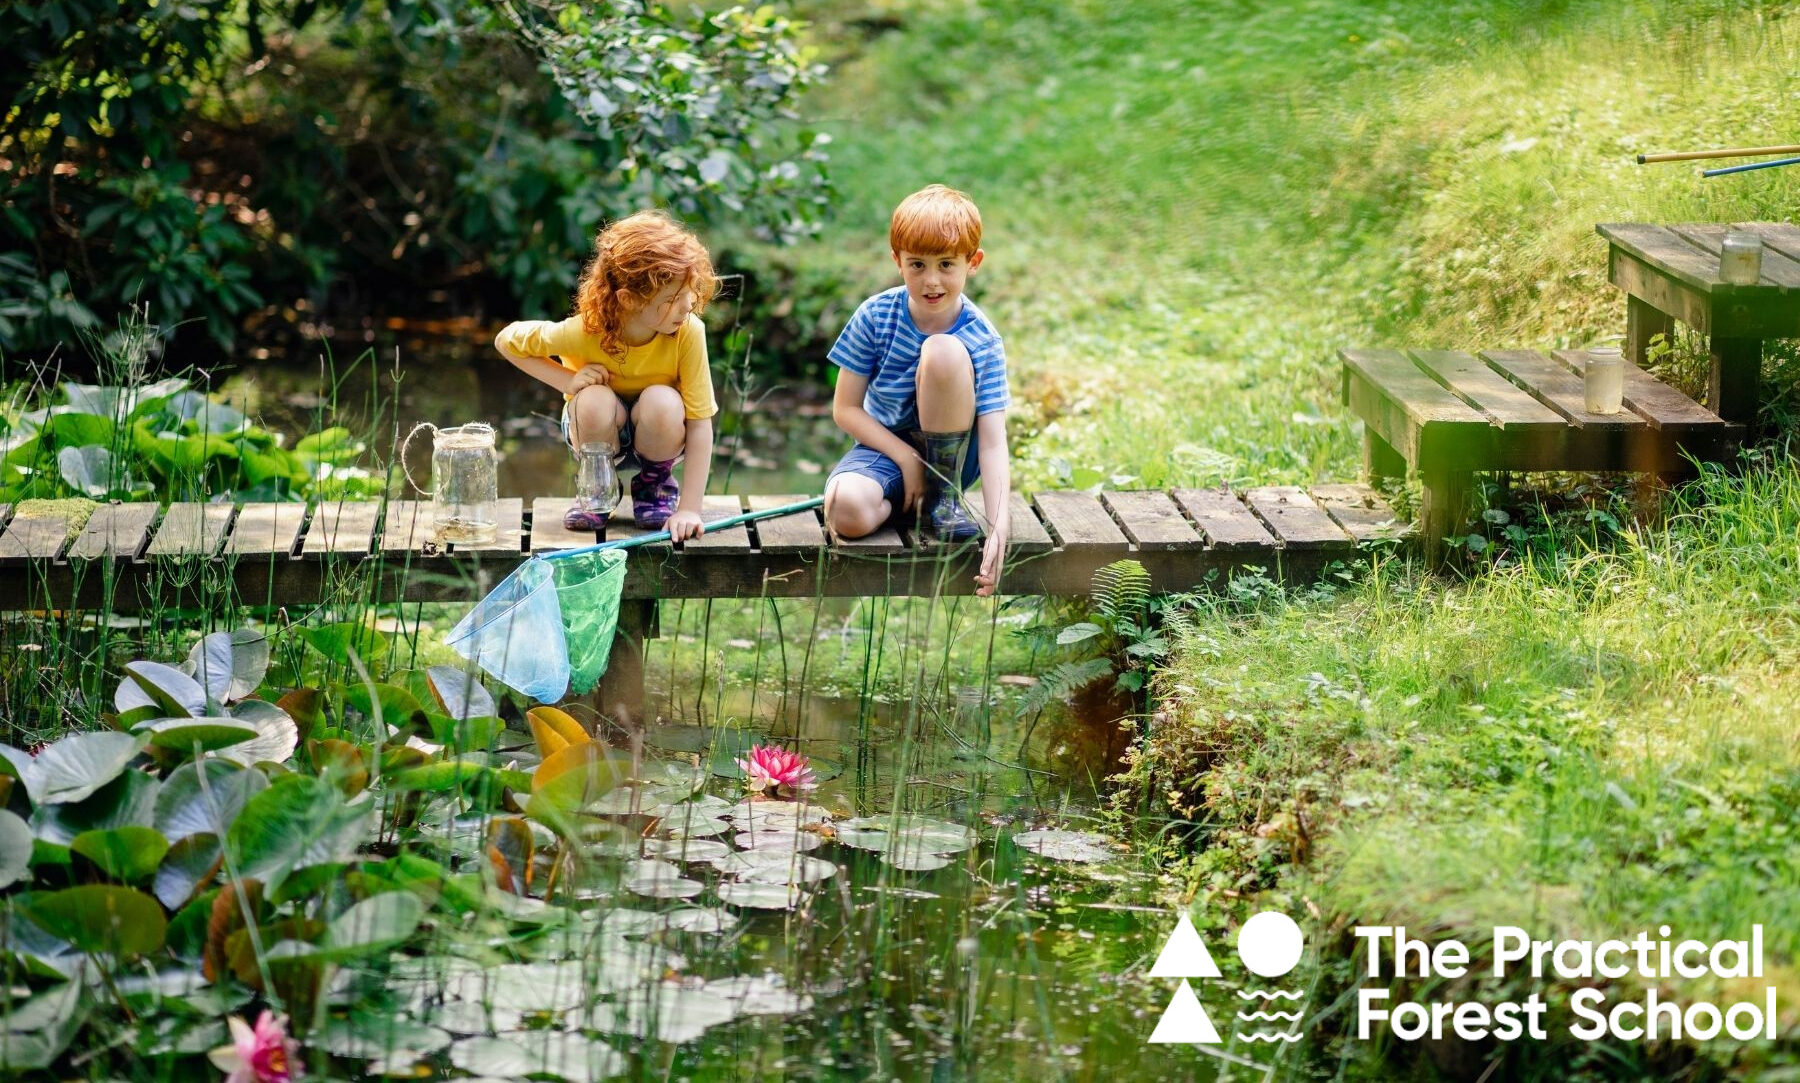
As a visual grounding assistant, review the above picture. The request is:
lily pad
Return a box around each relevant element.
[0,810,32,889]
[625,875,704,899]
[1012,829,1115,863]
[727,799,831,827]
[640,838,730,864]
[425,665,496,721]
[23,731,146,806]
[444,961,593,1013]
[418,998,524,1036]
[650,814,731,840]
[316,1015,452,1060]
[117,661,208,718]
[226,775,376,892]
[184,628,271,705]
[218,699,300,766]
[448,1033,624,1083]
[881,850,953,872]
[132,716,259,753]
[324,891,425,957]
[27,884,166,955]
[584,981,741,1044]
[704,974,814,1015]
[604,907,738,937]
[737,854,839,885]
[732,829,823,854]
[153,834,223,910]
[70,826,168,882]
[715,880,807,910]
[155,760,268,842]
[30,768,160,846]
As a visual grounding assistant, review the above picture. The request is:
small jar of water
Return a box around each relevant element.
[1584,346,1623,415]
[430,423,499,544]
[1719,231,1763,286]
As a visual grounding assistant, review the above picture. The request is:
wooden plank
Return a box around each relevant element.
[1597,222,1724,292]
[380,501,433,555]
[1309,484,1411,542]
[0,504,81,563]
[1670,224,1800,290]
[1100,490,1201,551]
[1408,349,1566,428]
[747,495,826,554]
[1738,221,1800,266]
[1171,488,1277,550]
[683,494,755,552]
[226,503,307,557]
[302,500,381,557]
[1244,486,1354,549]
[1340,347,1494,467]
[146,503,234,559]
[1481,350,1646,431]
[1030,490,1129,552]
[446,497,524,553]
[968,490,1054,554]
[1548,350,1723,434]
[68,502,159,561]
[529,496,602,553]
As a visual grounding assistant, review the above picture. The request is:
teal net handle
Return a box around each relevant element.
[538,495,826,561]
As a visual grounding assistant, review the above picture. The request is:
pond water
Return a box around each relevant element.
[189,332,1257,1081]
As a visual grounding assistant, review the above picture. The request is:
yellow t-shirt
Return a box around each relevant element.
[495,313,718,420]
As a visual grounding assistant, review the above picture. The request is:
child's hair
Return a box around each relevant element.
[575,209,719,355]
[889,184,982,257]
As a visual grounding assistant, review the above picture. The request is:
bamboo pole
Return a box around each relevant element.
[1638,144,1800,164]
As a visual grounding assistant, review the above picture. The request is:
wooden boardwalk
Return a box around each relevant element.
[0,485,1406,612]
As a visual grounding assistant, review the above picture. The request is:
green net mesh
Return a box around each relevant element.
[552,547,628,696]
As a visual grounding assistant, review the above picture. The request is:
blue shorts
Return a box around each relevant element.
[827,427,981,509]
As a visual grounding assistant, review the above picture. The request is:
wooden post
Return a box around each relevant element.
[1625,294,1675,367]
[1418,468,1469,569]
[1362,429,1407,480]
[1708,336,1761,429]
[594,600,657,723]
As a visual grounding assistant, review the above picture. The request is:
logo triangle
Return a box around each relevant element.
[1147,979,1222,1044]
[1149,913,1220,978]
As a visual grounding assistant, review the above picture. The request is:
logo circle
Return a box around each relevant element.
[1236,911,1303,978]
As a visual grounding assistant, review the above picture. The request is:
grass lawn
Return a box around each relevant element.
[769,0,1800,1075]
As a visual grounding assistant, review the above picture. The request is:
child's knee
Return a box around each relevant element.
[633,385,685,427]
[569,386,623,444]
[916,334,973,382]
[825,477,886,538]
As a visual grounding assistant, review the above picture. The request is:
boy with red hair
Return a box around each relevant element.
[824,184,1012,596]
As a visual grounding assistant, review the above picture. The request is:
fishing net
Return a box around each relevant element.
[445,558,571,702]
[553,547,627,696]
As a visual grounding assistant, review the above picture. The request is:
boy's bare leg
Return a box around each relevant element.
[629,384,687,459]
[915,334,975,429]
[568,385,627,448]
[825,473,890,539]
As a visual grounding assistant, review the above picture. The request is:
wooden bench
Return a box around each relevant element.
[0,485,1407,713]
[1340,346,1739,562]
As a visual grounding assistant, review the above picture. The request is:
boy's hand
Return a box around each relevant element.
[568,365,611,392]
[899,454,925,513]
[975,526,1007,597]
[667,508,707,542]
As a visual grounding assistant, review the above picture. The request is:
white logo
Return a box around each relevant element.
[1147,910,1307,1047]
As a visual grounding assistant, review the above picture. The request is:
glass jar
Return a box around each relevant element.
[1584,346,1624,415]
[431,423,499,544]
[1719,231,1763,285]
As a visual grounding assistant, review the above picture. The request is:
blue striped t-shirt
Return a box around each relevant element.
[828,286,1010,429]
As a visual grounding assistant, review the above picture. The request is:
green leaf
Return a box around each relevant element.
[119,660,208,718]
[71,826,169,882]
[227,775,375,893]
[389,759,491,793]
[133,716,260,753]
[56,445,116,496]
[425,665,495,721]
[31,768,160,845]
[300,623,389,669]
[1055,622,1103,646]
[185,629,271,704]
[155,760,268,842]
[0,980,82,1071]
[153,834,222,910]
[42,412,114,448]
[26,885,167,955]
[218,699,300,766]
[0,810,33,889]
[424,713,504,752]
[321,891,424,958]
[337,681,426,730]
[23,732,146,806]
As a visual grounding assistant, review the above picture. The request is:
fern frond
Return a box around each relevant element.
[1091,559,1151,625]
[1012,657,1115,718]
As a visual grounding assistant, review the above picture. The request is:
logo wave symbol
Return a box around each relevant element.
[1235,1010,1302,1022]
[1239,1032,1303,1043]
[1236,989,1304,1001]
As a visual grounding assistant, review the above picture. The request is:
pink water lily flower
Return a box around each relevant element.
[737,744,817,796]
[208,1011,300,1082]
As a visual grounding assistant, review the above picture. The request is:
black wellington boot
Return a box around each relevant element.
[919,429,981,541]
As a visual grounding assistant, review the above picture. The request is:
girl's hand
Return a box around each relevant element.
[975,526,1007,597]
[568,365,611,392]
[667,508,707,542]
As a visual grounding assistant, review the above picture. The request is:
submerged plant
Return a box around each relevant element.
[736,745,816,797]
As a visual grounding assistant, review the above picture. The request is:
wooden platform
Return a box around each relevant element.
[1341,345,1740,561]
[0,485,1407,613]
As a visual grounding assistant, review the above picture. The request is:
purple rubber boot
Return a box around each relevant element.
[563,441,619,532]
[631,457,680,529]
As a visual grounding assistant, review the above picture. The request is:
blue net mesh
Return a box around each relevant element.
[446,558,570,702]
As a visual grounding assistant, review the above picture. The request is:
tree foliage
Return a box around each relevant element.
[0,0,829,357]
